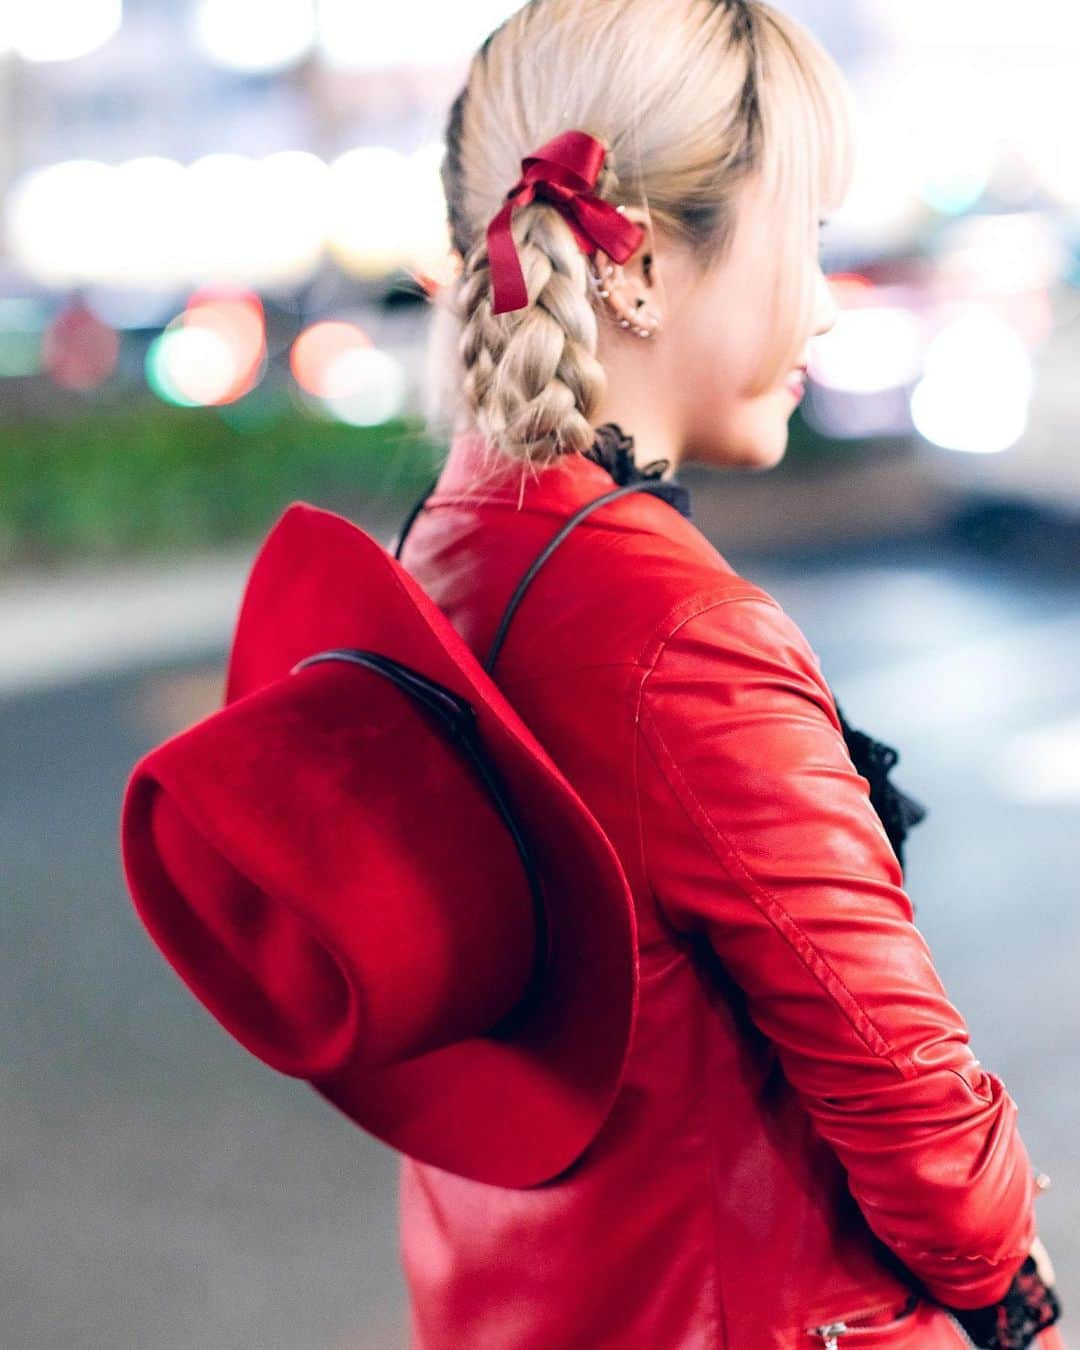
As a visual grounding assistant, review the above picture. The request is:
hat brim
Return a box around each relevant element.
[164,501,640,1188]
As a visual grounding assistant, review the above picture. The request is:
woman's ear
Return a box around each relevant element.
[590,206,663,339]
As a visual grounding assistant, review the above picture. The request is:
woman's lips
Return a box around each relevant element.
[786,369,807,400]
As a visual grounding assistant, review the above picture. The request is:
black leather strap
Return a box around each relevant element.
[391,472,441,562]
[290,645,552,1030]
[389,471,677,674]
[481,479,675,675]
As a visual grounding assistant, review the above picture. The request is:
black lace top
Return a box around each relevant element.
[947,1255,1062,1349]
[584,423,1062,1350]
[583,422,693,521]
[583,423,928,874]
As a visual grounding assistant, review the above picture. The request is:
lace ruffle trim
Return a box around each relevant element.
[582,422,692,519]
[944,1256,1063,1349]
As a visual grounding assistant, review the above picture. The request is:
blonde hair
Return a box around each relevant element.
[422,0,855,470]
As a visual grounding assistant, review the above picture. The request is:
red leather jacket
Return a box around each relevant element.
[395,431,1041,1349]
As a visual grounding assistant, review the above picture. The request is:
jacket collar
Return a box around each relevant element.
[428,430,694,524]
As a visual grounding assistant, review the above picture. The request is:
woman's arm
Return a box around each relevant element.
[633,589,1038,1309]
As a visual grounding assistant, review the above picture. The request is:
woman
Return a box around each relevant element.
[397,1,1063,1346]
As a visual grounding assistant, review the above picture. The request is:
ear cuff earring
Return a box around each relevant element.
[590,262,658,338]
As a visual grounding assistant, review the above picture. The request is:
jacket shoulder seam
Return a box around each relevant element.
[630,592,762,925]
[633,594,919,1078]
[634,587,768,671]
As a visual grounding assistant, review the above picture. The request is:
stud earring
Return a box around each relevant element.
[588,263,659,337]
[588,262,615,299]
[633,304,659,339]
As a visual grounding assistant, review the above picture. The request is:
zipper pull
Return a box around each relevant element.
[809,1322,849,1350]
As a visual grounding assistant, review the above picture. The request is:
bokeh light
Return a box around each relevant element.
[6,160,118,289]
[315,0,519,69]
[41,301,120,391]
[192,0,316,74]
[808,306,925,394]
[319,347,409,426]
[2,0,121,62]
[290,320,372,398]
[909,309,1033,453]
[181,288,267,403]
[326,145,447,278]
[145,292,268,409]
[6,153,333,291]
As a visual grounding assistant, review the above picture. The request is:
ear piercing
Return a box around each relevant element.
[591,262,658,338]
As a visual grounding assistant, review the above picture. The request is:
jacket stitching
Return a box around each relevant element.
[886,1241,1033,1265]
[496,593,758,698]
[630,663,655,935]
[701,953,732,1349]
[634,596,919,1078]
[630,594,757,952]
[873,1151,1036,1267]
[498,660,645,689]
[421,494,698,541]
[633,587,763,674]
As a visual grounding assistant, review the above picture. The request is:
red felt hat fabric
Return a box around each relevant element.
[120,501,640,1188]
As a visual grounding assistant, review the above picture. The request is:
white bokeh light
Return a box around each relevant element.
[808,306,925,394]
[5,154,335,290]
[317,0,520,69]
[896,63,998,214]
[110,157,191,289]
[186,152,330,288]
[909,310,1033,454]
[4,0,121,62]
[193,0,316,74]
[243,151,330,288]
[320,347,409,425]
[867,0,1080,52]
[1009,66,1080,212]
[326,145,446,276]
[5,160,117,288]
[832,68,926,248]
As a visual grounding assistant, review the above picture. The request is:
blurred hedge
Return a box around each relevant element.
[0,401,443,567]
[0,394,858,567]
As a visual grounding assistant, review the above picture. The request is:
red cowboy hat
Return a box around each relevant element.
[119,500,640,1188]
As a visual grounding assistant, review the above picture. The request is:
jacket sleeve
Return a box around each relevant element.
[633,588,1038,1309]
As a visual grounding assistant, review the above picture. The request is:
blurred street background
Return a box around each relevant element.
[1,2,1077,1347]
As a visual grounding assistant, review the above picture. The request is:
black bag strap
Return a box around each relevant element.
[390,471,679,676]
[389,464,928,872]
[291,643,552,1026]
[391,472,440,562]
[480,480,677,675]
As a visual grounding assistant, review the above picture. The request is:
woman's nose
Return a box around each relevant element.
[813,268,840,338]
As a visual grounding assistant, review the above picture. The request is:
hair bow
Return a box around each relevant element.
[486,129,646,316]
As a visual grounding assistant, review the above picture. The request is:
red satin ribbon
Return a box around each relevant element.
[485,129,646,316]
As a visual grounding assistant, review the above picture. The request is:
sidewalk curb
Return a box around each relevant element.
[0,457,954,699]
